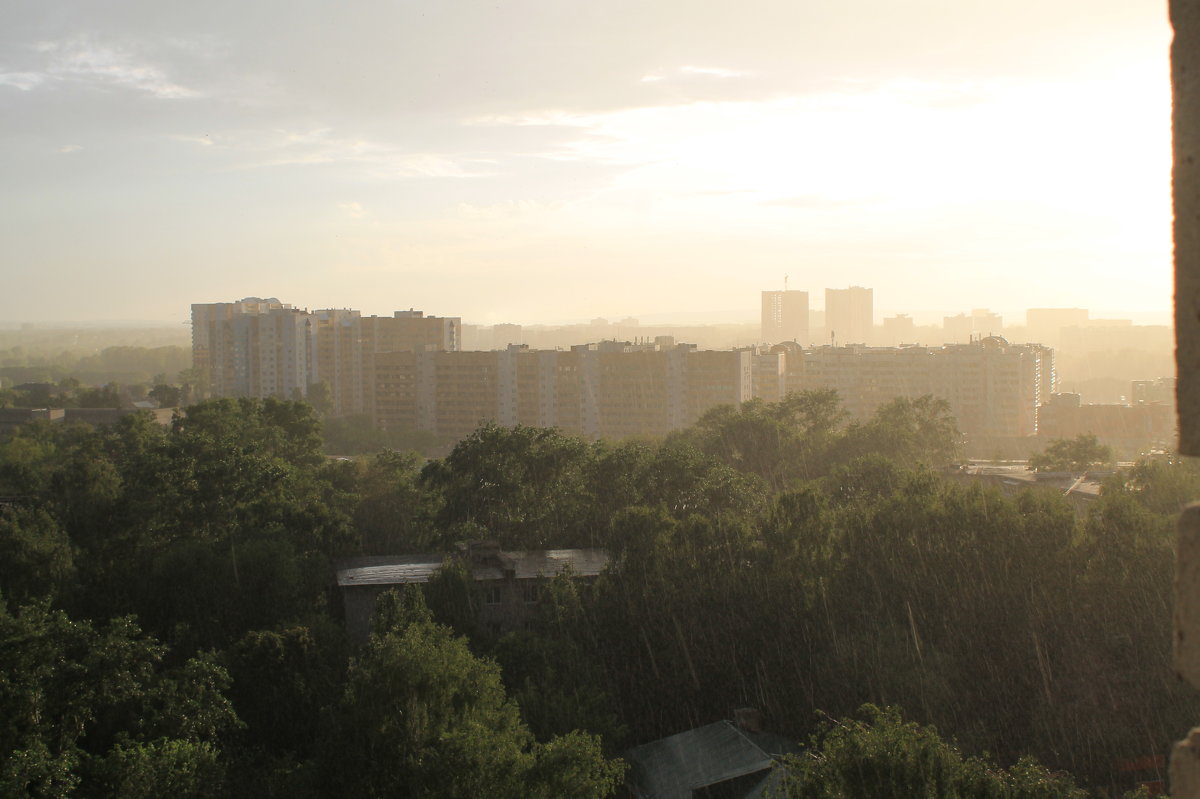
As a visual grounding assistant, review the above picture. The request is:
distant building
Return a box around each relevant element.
[335,542,609,645]
[314,308,366,417]
[1025,308,1089,347]
[1133,377,1177,406]
[491,323,523,348]
[971,308,1003,337]
[946,463,1101,516]
[371,341,752,441]
[881,314,915,346]
[749,346,787,404]
[825,286,873,346]
[1037,391,1177,456]
[191,298,311,400]
[191,298,459,416]
[943,309,1003,344]
[788,337,1053,440]
[760,290,809,345]
[943,313,974,344]
[0,407,175,439]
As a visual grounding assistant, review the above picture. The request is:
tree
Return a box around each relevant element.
[840,395,961,467]
[304,380,334,418]
[779,705,1086,799]
[0,505,75,608]
[327,586,623,798]
[219,623,346,798]
[147,384,181,408]
[1029,434,1114,473]
[0,603,239,798]
[75,383,122,409]
[424,424,595,549]
[684,389,847,486]
[352,450,441,554]
[1111,454,1200,514]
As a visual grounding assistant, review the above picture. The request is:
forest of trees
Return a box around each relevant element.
[0,344,192,390]
[0,391,1193,797]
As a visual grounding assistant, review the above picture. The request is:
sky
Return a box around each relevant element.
[0,0,1174,326]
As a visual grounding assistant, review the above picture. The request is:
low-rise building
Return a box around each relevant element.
[0,407,175,439]
[1037,392,1177,457]
[335,541,608,645]
[624,711,797,799]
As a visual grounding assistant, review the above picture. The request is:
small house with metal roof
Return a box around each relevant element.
[623,710,797,799]
[335,540,608,644]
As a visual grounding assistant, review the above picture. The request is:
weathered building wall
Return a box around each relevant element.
[1172,0,1200,794]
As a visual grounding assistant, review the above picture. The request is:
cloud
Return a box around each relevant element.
[0,71,45,91]
[761,195,878,209]
[254,130,489,178]
[58,144,82,153]
[338,201,366,218]
[34,37,198,98]
[679,65,751,79]
[172,134,215,147]
[175,126,494,180]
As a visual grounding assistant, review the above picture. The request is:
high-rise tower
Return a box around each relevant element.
[825,286,873,346]
[761,290,809,345]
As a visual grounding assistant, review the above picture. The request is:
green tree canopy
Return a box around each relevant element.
[328,586,623,798]
[1029,434,1114,473]
[779,705,1086,799]
[0,602,239,799]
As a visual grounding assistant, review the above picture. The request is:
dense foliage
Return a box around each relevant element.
[0,345,193,406]
[778,705,1087,799]
[0,391,1192,796]
[1030,434,1115,473]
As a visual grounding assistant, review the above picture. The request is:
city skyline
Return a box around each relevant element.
[1,1,1172,324]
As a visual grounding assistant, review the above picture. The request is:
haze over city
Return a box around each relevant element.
[0,0,1172,325]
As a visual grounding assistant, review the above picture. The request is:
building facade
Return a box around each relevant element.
[191,298,310,399]
[824,286,873,346]
[192,298,460,413]
[760,290,809,345]
[336,542,609,645]
[370,341,753,441]
[785,337,1053,439]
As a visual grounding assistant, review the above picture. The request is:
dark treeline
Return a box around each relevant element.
[0,391,1193,796]
[0,345,192,389]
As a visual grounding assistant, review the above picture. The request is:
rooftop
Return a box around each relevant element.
[335,548,609,588]
[624,720,796,799]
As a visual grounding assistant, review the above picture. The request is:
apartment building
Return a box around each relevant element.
[825,286,873,346]
[192,299,460,412]
[1038,392,1176,456]
[370,342,752,441]
[195,299,1049,446]
[314,309,366,417]
[788,337,1053,439]
[191,298,314,399]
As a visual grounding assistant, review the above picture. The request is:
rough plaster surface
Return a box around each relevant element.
[1175,728,1200,798]
[1180,505,1200,799]
[1178,506,1200,686]
[1177,0,1200,455]
[1173,1,1200,795]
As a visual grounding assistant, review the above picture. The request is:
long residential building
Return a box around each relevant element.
[372,341,753,441]
[781,336,1054,438]
[193,300,1051,443]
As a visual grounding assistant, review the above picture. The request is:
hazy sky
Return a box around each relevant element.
[0,0,1172,325]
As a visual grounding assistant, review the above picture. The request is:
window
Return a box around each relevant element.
[522,583,540,604]
[484,586,502,605]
